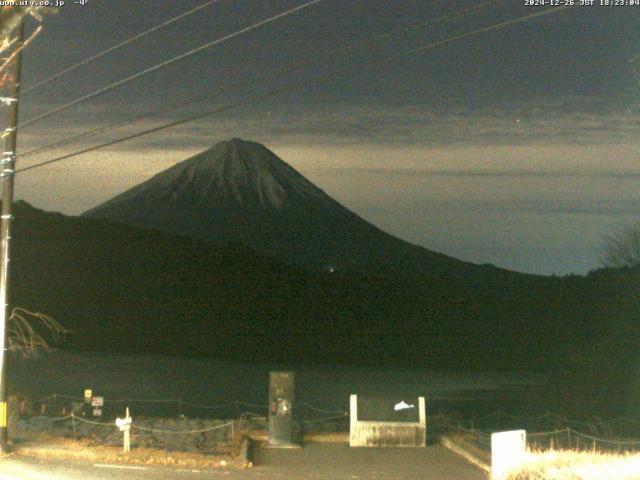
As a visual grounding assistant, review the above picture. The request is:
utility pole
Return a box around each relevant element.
[0,17,25,453]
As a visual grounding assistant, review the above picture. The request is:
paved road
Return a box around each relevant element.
[0,444,487,479]
[252,444,488,479]
[0,456,232,479]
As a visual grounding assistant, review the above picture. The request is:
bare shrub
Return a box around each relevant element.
[600,222,640,269]
[7,307,70,357]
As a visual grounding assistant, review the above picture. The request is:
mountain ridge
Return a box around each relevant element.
[84,139,334,213]
[83,138,511,277]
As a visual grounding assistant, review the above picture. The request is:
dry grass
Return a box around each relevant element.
[11,430,252,470]
[506,449,640,480]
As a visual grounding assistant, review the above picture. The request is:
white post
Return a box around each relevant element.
[116,407,132,453]
[349,394,357,431]
[349,394,358,447]
[418,397,426,428]
[124,407,130,453]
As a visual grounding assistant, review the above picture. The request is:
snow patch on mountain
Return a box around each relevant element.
[85,138,333,215]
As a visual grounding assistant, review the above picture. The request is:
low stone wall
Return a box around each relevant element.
[349,395,426,447]
[16,416,238,454]
[351,421,426,447]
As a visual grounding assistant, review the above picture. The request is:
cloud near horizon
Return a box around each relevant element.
[13,97,640,276]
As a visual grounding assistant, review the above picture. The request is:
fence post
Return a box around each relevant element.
[116,407,132,453]
[71,412,76,440]
[124,407,130,452]
[567,428,571,449]
[124,410,129,452]
[230,420,239,457]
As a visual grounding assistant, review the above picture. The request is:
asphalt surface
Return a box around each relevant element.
[0,455,235,479]
[0,444,488,479]
[252,443,488,479]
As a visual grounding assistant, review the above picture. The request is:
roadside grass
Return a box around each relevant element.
[506,449,640,480]
[10,430,251,470]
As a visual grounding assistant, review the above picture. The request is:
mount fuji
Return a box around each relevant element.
[83,138,495,276]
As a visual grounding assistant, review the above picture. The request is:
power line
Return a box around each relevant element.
[16,0,324,130]
[21,0,225,95]
[406,5,572,57]
[16,6,572,174]
[18,5,571,173]
[20,85,230,159]
[20,0,505,159]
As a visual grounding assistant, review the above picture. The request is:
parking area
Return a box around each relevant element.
[251,442,488,479]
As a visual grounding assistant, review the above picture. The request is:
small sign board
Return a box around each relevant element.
[93,408,102,417]
[91,396,104,407]
[84,389,92,402]
[116,416,132,431]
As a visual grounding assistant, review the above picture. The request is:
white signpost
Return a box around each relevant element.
[91,396,104,417]
[115,407,132,453]
[491,429,526,479]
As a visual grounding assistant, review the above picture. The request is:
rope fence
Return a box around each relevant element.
[17,412,240,455]
[526,427,640,453]
[433,408,640,440]
[32,394,640,428]
[24,393,640,453]
[18,407,345,456]
[70,415,114,427]
[447,423,640,455]
[129,421,234,435]
[29,393,349,430]
[32,394,350,424]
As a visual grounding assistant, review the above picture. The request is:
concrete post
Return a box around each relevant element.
[349,394,357,431]
[491,429,526,479]
[418,397,426,428]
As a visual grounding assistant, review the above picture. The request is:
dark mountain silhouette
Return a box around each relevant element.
[8,200,640,416]
[83,138,497,276]
[9,201,638,369]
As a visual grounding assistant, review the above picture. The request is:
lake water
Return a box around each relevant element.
[7,350,545,421]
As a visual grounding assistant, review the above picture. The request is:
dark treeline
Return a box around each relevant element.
[9,201,640,418]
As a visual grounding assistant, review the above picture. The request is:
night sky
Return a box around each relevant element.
[10,0,640,275]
